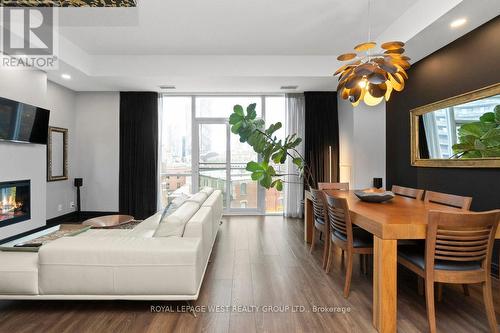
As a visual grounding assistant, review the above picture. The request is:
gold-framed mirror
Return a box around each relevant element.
[47,126,68,181]
[410,83,500,168]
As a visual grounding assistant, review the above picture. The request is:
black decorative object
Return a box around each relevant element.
[74,178,83,215]
[373,178,383,189]
[1,0,137,7]
[354,190,395,203]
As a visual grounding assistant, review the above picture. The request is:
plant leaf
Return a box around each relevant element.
[495,105,500,123]
[458,122,495,138]
[293,157,303,168]
[246,161,264,172]
[233,104,244,116]
[247,103,257,120]
[480,112,495,123]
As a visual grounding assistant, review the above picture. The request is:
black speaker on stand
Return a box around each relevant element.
[74,178,83,219]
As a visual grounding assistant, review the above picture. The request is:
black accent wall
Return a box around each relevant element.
[386,17,500,212]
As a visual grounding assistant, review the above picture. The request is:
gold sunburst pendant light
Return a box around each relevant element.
[333,1,411,106]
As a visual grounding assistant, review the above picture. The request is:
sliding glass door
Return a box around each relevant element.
[193,119,264,214]
[159,95,286,215]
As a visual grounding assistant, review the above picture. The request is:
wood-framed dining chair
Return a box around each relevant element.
[422,190,473,299]
[324,193,373,298]
[318,182,349,191]
[309,188,330,269]
[391,185,424,200]
[424,190,472,210]
[393,186,424,248]
[397,210,500,333]
[318,183,350,260]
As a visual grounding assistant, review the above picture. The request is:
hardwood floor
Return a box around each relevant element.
[0,216,499,332]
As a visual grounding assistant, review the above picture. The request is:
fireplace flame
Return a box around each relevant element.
[0,195,22,214]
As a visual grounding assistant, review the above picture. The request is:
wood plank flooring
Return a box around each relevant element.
[0,216,499,332]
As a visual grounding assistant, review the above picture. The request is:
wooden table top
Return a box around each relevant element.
[313,190,499,240]
[82,215,135,228]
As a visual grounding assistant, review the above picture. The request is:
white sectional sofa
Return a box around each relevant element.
[0,188,223,300]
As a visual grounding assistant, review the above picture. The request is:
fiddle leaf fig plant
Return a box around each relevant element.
[452,105,500,158]
[229,103,314,191]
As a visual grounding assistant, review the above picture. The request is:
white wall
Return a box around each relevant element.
[0,69,48,240]
[0,70,120,240]
[74,92,120,212]
[46,82,77,219]
[338,97,386,189]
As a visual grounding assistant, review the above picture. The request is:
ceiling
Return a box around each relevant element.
[40,0,499,92]
[57,0,414,55]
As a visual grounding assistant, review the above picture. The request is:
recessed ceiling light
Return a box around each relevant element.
[61,74,71,80]
[450,18,467,28]
[159,85,176,90]
[280,85,298,90]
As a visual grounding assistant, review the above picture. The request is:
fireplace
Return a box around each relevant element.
[0,180,31,228]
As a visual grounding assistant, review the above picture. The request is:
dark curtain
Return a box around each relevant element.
[304,92,339,190]
[119,92,158,219]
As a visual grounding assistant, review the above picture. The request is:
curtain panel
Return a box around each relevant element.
[304,92,339,190]
[119,92,159,219]
[284,93,305,218]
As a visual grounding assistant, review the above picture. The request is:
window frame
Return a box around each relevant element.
[160,93,286,215]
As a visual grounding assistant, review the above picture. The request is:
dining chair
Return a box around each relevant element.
[423,190,473,299]
[309,188,330,269]
[393,186,424,248]
[324,193,373,298]
[318,182,349,191]
[397,210,500,333]
[391,185,424,200]
[317,183,350,262]
[424,190,472,210]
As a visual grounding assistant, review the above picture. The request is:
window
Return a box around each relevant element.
[423,95,500,159]
[264,96,286,214]
[160,95,287,214]
[159,97,192,207]
[240,183,247,195]
[195,96,262,118]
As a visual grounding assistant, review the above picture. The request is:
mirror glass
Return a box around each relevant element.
[51,132,64,176]
[47,127,68,181]
[417,94,500,159]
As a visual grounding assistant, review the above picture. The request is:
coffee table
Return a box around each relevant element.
[82,215,135,228]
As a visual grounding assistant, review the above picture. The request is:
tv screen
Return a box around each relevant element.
[0,97,50,145]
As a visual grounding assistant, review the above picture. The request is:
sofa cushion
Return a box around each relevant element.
[162,194,190,221]
[38,236,203,295]
[183,207,213,263]
[202,190,223,241]
[0,252,38,295]
[130,210,163,234]
[186,192,208,205]
[154,201,200,237]
[200,187,214,196]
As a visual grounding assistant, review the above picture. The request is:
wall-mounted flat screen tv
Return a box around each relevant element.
[0,96,50,145]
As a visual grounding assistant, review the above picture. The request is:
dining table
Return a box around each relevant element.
[304,189,500,333]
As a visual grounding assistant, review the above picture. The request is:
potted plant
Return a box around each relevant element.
[228,103,315,191]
